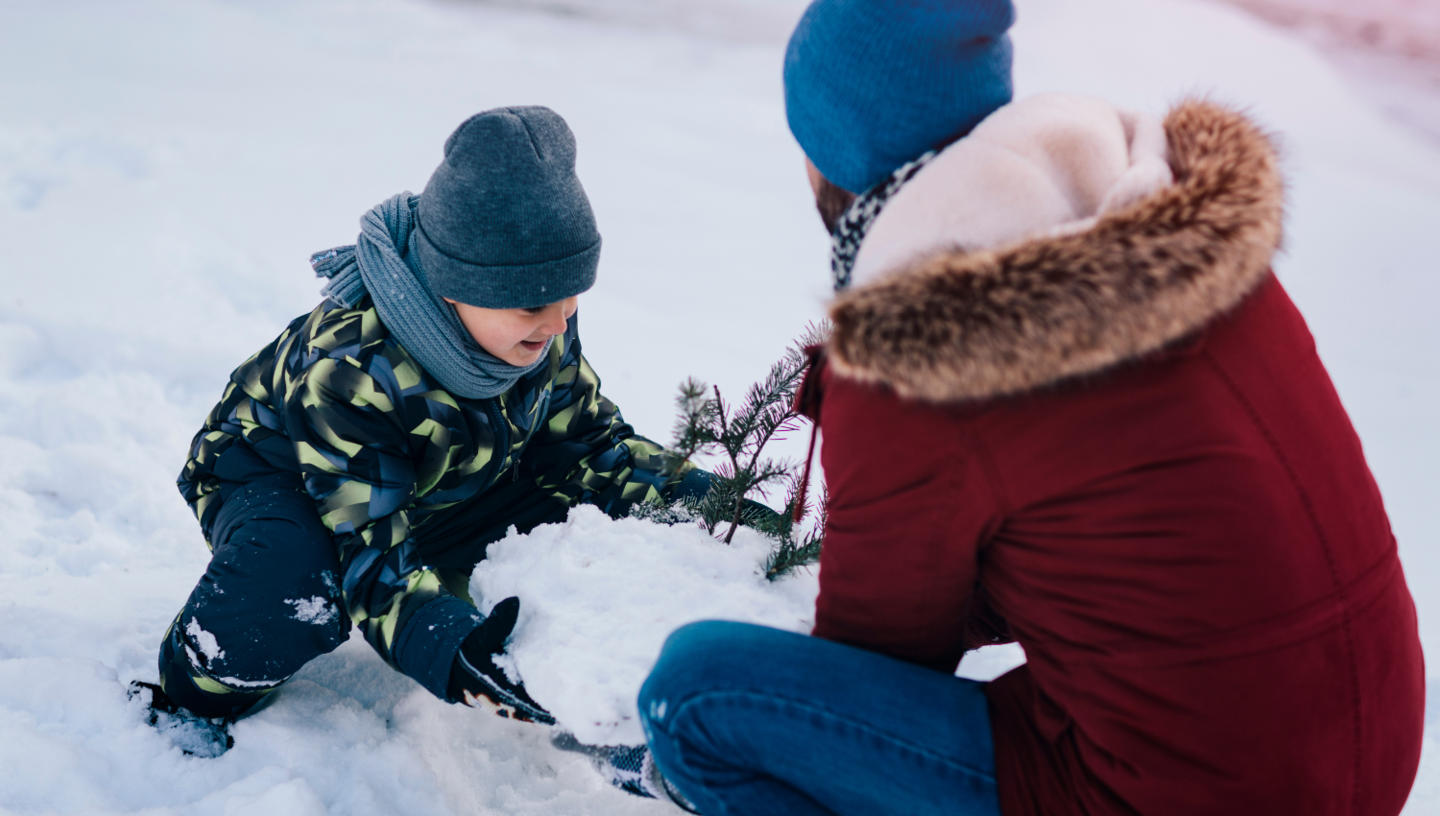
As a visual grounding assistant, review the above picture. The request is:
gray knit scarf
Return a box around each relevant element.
[310,193,551,400]
[829,149,939,291]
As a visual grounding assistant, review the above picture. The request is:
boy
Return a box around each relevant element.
[141,106,705,735]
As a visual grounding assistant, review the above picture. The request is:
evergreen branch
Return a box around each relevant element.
[671,377,718,455]
[660,377,720,487]
[763,530,823,581]
[744,460,793,495]
[764,481,827,581]
[650,324,832,574]
[722,499,745,545]
[711,384,731,446]
[719,459,791,544]
[730,351,808,456]
[794,319,832,351]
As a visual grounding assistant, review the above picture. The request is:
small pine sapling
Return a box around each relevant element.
[761,480,827,581]
[641,325,828,580]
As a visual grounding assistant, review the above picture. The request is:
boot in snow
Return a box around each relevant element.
[551,731,699,813]
[127,680,234,758]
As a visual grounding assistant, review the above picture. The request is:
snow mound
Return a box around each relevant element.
[471,505,819,745]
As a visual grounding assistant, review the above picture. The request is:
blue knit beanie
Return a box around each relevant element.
[415,106,601,309]
[784,0,1016,194]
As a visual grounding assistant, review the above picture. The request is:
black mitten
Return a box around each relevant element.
[446,596,554,725]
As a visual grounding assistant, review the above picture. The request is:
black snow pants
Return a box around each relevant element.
[158,475,349,718]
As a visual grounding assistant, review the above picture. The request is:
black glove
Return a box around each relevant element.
[447,596,554,725]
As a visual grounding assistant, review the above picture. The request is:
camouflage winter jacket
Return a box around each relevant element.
[178,297,681,697]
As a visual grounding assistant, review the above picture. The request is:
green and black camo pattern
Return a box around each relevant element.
[178,298,674,673]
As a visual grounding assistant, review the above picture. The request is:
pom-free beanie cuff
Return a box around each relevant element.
[415,222,599,309]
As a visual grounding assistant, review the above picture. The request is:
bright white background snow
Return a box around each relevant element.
[1,0,1436,814]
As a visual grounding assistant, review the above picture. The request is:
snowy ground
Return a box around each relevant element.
[1,0,1437,813]
[470,508,822,747]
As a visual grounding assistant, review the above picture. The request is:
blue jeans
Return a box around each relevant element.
[638,621,1000,816]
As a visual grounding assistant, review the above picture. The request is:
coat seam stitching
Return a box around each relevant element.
[1203,349,1364,815]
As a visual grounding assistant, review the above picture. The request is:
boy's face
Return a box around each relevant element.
[446,296,579,367]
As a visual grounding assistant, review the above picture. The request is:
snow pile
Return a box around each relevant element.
[468,509,1023,748]
[471,507,819,745]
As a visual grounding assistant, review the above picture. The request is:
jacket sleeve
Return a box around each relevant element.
[288,356,480,699]
[810,364,1006,673]
[519,326,682,516]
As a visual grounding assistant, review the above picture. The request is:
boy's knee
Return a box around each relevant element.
[158,616,273,719]
[171,597,346,682]
[168,536,349,709]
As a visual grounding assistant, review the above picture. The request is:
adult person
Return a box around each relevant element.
[637,1,1426,814]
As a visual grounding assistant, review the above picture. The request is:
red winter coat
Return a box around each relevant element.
[802,101,1424,815]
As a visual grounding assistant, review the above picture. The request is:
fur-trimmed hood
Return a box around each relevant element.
[826,97,1285,403]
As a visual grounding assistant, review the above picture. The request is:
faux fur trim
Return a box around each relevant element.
[827,100,1284,403]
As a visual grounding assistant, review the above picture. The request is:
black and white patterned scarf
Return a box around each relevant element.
[828,149,939,291]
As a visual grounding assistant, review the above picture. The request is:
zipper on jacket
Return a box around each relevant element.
[508,389,552,483]
[481,398,512,486]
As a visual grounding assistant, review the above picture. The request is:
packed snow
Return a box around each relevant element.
[470,507,821,746]
[1,0,1436,814]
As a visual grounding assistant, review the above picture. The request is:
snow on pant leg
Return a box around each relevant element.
[159,476,349,718]
[638,620,1001,816]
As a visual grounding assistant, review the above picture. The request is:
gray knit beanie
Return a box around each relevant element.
[414,106,601,309]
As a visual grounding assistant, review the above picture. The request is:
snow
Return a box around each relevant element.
[1,0,1436,814]
[286,597,339,627]
[184,617,226,664]
[470,506,821,746]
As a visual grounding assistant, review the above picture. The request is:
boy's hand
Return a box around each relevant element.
[448,596,555,725]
